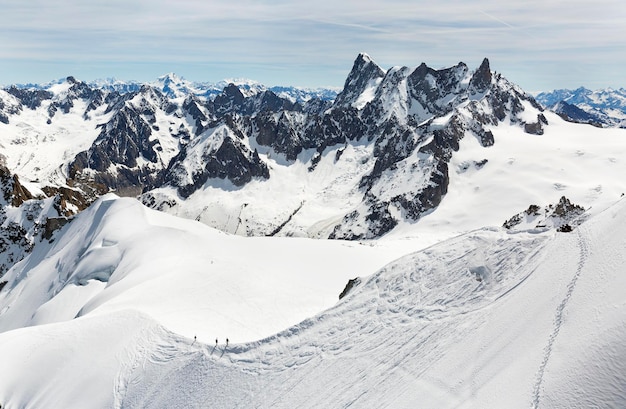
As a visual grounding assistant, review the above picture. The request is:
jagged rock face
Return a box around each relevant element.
[0,164,34,207]
[159,122,270,198]
[327,57,543,239]
[1,54,548,239]
[469,58,492,94]
[503,196,586,232]
[0,90,22,124]
[0,165,73,277]
[251,111,304,161]
[334,53,385,107]
[5,87,53,110]
[406,62,469,116]
[339,277,362,299]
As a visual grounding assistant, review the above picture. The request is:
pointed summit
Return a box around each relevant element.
[153,73,193,98]
[334,53,385,107]
[469,58,492,93]
[356,52,374,64]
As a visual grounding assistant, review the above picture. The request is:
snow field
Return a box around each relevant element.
[391,111,626,241]
[0,195,418,342]
[1,196,625,408]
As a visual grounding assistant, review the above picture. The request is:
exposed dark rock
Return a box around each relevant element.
[553,196,584,218]
[392,160,449,220]
[165,135,270,199]
[330,198,398,240]
[339,277,361,299]
[524,121,543,135]
[552,100,603,127]
[182,95,210,136]
[524,114,547,135]
[6,86,53,109]
[213,84,246,115]
[469,58,492,94]
[407,62,468,115]
[0,164,34,207]
[0,93,22,124]
[41,186,92,216]
[253,111,303,161]
[557,224,573,233]
[43,217,70,241]
[334,53,385,107]
[503,196,585,231]
[308,152,322,172]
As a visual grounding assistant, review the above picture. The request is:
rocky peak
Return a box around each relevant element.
[334,53,385,107]
[469,58,492,94]
[213,84,246,115]
[406,61,469,116]
[503,196,586,232]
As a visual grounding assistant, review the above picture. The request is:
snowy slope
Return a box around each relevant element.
[145,109,626,245]
[0,195,416,341]
[388,109,626,240]
[1,195,625,408]
[0,87,110,186]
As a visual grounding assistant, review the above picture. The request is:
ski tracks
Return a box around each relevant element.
[531,227,589,409]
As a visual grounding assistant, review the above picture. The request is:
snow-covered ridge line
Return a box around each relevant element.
[1,53,625,247]
[1,195,625,408]
[6,73,340,103]
[536,87,626,128]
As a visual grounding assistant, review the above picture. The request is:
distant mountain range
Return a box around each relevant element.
[1,54,625,273]
[15,74,625,129]
[12,73,340,103]
[1,54,552,241]
[535,87,626,128]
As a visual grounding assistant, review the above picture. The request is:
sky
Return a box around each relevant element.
[0,0,624,92]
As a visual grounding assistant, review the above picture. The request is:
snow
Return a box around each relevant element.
[0,96,111,185]
[388,111,626,242]
[1,194,625,408]
[156,141,378,239]
[0,195,416,342]
[352,77,382,109]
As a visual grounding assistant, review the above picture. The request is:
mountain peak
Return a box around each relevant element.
[469,57,492,93]
[356,52,374,64]
[334,53,386,107]
[156,72,186,84]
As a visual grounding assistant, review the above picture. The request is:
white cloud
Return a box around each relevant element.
[0,0,624,90]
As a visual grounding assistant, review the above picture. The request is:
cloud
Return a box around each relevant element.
[0,0,624,90]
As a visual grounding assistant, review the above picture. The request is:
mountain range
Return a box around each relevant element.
[535,87,626,128]
[0,54,625,408]
[0,54,562,240]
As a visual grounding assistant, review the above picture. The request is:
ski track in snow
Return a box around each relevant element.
[532,227,589,409]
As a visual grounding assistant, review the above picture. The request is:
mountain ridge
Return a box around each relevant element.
[536,87,626,128]
[1,54,625,247]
